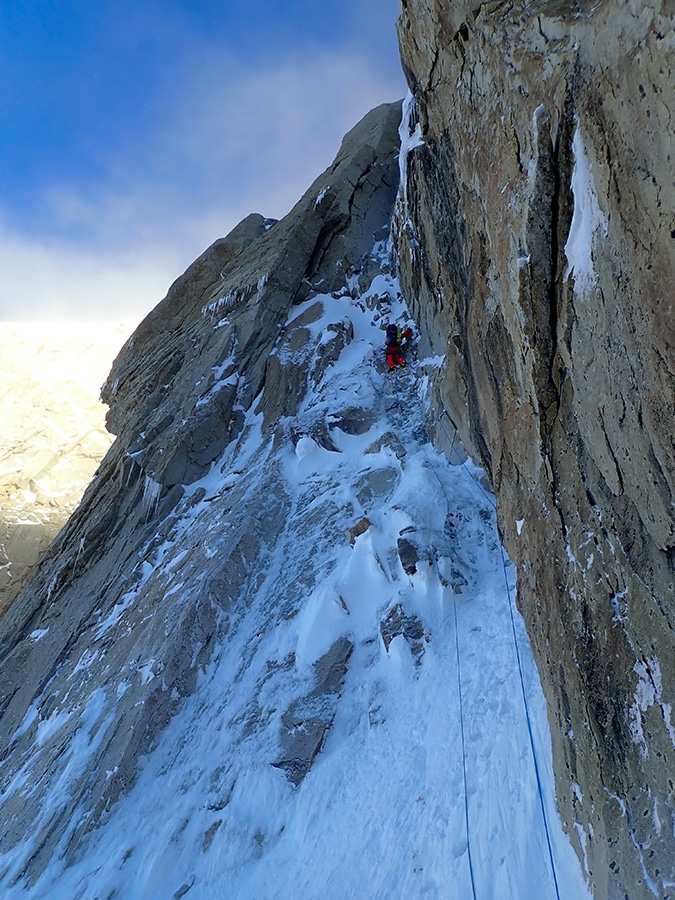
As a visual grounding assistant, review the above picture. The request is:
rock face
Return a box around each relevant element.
[0,102,402,887]
[0,324,133,613]
[100,104,400,489]
[395,2,675,897]
[3,12,674,893]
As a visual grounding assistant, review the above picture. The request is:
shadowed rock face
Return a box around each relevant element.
[395,3,675,897]
[0,101,401,885]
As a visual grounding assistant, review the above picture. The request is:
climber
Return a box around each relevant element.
[384,323,413,371]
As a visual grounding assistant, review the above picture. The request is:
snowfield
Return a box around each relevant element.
[0,257,590,900]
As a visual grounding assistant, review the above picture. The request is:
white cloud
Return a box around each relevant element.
[0,228,176,323]
[0,48,404,321]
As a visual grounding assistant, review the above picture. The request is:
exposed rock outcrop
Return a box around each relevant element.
[274,635,354,786]
[100,104,401,488]
[395,2,675,897]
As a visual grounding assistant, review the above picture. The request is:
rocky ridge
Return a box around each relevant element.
[395,2,675,897]
[0,102,404,887]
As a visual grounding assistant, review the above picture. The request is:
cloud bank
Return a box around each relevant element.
[2,45,404,322]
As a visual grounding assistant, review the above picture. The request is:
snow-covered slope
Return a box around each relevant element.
[0,254,589,899]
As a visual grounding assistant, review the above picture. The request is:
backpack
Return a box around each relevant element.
[385,323,398,346]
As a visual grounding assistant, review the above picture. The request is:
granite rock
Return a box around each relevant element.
[396,3,675,897]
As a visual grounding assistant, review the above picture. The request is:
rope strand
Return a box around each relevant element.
[413,410,478,898]
[432,408,562,900]
[501,545,563,900]
[432,413,496,511]
[453,589,479,900]
[387,370,561,900]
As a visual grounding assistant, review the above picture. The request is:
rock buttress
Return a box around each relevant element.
[395,3,675,898]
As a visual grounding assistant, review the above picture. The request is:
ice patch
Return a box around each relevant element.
[629,657,662,756]
[70,648,100,679]
[661,703,675,748]
[398,91,424,221]
[574,822,589,874]
[418,355,446,368]
[11,704,39,744]
[36,709,71,746]
[138,661,156,686]
[564,127,608,296]
[314,186,330,207]
[29,628,49,642]
[94,589,137,641]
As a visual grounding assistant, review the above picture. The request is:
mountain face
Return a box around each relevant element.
[0,100,591,899]
[1,5,673,897]
[395,2,675,898]
[0,103,401,881]
[0,324,132,614]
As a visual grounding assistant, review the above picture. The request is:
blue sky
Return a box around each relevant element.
[1,0,404,320]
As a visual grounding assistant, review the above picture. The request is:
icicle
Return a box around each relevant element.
[142,475,162,518]
[72,538,85,572]
[398,90,424,222]
[201,275,268,319]
[564,126,608,297]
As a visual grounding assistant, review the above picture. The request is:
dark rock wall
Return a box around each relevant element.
[395,2,675,897]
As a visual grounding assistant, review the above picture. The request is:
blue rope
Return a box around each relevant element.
[500,546,562,900]
[452,589,480,900]
[414,425,478,900]
[432,409,562,900]
[431,413,497,512]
